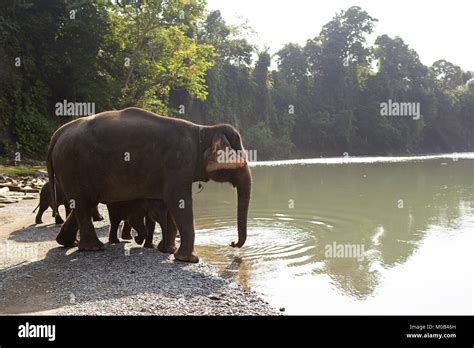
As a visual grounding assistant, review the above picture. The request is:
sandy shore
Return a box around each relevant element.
[0,198,278,315]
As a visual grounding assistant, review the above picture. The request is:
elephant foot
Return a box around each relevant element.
[55,218,64,225]
[56,234,78,248]
[57,238,78,248]
[174,250,199,263]
[109,237,120,244]
[134,235,146,245]
[144,242,154,249]
[157,241,177,254]
[93,214,104,222]
[35,218,43,224]
[78,239,105,251]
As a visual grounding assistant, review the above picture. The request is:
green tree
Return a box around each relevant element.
[112,0,215,114]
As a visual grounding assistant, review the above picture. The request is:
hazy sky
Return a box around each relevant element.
[206,0,473,71]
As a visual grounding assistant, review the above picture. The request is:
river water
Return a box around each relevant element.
[192,153,474,315]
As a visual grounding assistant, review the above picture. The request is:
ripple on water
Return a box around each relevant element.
[196,208,360,259]
[195,209,337,280]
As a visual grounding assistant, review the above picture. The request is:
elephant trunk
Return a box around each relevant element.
[231,167,251,248]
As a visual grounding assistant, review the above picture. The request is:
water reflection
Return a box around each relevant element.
[193,155,474,314]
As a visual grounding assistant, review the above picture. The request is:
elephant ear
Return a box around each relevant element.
[205,133,247,173]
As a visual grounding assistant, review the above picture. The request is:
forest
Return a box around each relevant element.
[1,0,473,161]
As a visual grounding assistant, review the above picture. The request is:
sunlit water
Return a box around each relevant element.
[192,153,474,315]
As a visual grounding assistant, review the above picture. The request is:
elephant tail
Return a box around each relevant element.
[32,202,40,213]
[47,131,61,218]
[46,119,80,218]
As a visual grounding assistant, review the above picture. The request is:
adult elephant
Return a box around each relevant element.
[47,107,251,263]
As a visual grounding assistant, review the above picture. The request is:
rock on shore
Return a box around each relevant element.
[0,171,46,206]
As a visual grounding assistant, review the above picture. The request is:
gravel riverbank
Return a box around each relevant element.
[0,198,278,315]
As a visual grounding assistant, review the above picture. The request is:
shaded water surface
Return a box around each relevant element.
[192,154,474,314]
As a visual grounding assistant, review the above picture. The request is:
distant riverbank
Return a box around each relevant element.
[249,152,474,166]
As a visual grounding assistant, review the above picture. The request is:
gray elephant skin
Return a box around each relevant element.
[47,107,251,263]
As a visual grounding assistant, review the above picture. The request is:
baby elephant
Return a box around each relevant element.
[107,199,170,249]
[33,181,104,224]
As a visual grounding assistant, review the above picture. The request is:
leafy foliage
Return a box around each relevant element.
[0,0,214,157]
[0,4,472,160]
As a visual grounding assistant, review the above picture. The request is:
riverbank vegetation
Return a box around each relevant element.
[1,1,472,160]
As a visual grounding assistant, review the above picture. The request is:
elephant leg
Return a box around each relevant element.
[165,191,198,263]
[128,216,147,246]
[121,221,133,240]
[65,204,72,218]
[158,211,177,254]
[144,216,155,248]
[108,216,120,244]
[92,205,104,222]
[56,210,79,247]
[54,205,65,225]
[35,201,49,224]
[75,202,104,251]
